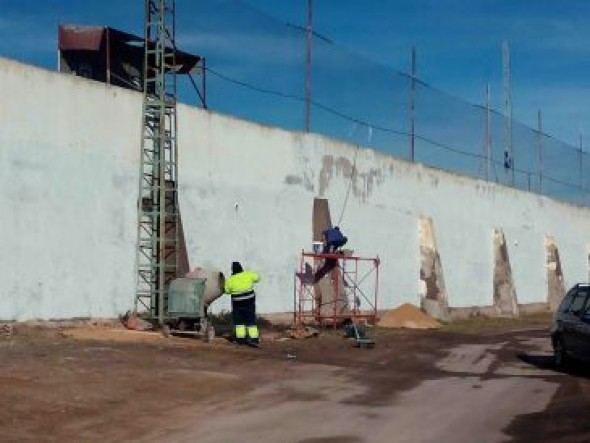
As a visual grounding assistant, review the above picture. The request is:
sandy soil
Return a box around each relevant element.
[0,321,589,442]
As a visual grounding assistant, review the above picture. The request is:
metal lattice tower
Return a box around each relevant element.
[135,0,179,325]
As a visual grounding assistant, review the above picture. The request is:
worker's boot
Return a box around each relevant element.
[231,334,246,345]
[247,337,260,348]
[234,325,247,345]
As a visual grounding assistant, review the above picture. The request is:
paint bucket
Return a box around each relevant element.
[312,241,323,254]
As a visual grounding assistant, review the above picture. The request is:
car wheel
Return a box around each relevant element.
[554,336,569,368]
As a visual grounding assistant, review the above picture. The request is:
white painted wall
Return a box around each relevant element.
[0,58,140,320]
[1,57,589,320]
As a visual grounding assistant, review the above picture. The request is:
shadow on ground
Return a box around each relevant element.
[517,352,590,380]
[500,352,590,442]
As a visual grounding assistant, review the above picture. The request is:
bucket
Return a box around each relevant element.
[312,241,323,254]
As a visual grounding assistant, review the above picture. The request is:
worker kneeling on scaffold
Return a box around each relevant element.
[225,261,261,347]
[323,226,348,253]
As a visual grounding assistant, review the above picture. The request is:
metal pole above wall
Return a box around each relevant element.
[502,40,516,186]
[537,109,543,193]
[408,47,416,162]
[580,132,584,193]
[106,27,111,85]
[305,0,313,132]
[503,40,514,187]
[203,57,208,109]
[485,83,491,180]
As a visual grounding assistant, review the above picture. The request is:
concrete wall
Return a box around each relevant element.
[1,57,589,320]
[0,58,140,320]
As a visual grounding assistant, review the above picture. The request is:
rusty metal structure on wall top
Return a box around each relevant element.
[58,24,203,94]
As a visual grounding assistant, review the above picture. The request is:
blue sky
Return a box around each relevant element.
[1,0,589,149]
[251,0,590,149]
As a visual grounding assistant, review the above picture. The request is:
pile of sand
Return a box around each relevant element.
[378,303,441,329]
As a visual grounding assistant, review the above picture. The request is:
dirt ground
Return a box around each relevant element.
[1,316,589,443]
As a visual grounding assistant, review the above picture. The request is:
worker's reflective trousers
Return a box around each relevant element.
[231,293,259,344]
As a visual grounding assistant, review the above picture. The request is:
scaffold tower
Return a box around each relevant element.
[134,0,179,325]
[296,251,380,328]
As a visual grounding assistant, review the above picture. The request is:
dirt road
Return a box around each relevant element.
[1,322,589,442]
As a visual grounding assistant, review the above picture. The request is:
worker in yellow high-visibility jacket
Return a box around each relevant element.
[224,261,261,347]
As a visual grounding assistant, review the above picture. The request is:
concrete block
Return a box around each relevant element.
[493,228,519,317]
[418,216,449,321]
[545,235,565,311]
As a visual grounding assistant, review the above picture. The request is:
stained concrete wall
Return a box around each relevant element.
[1,57,590,320]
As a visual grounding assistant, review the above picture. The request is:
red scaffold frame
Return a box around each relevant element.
[296,250,380,328]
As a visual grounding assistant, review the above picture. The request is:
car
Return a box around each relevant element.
[551,283,590,367]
